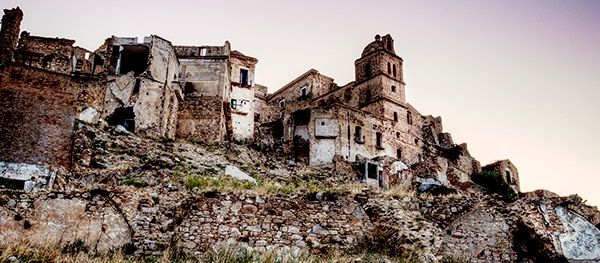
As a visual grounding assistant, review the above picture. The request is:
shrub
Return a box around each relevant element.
[121,178,147,188]
[471,171,519,202]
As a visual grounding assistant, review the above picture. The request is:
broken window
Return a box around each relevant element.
[367,163,378,179]
[300,86,307,100]
[393,112,398,122]
[407,111,413,125]
[231,99,237,109]
[391,85,396,93]
[107,107,135,132]
[240,69,249,85]
[397,149,402,159]
[354,126,363,143]
[116,45,150,76]
[376,132,383,148]
[133,79,141,94]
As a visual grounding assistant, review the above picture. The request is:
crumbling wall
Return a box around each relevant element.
[176,96,225,142]
[16,32,76,74]
[0,65,79,170]
[176,193,371,255]
[0,7,23,64]
[0,190,132,252]
[230,51,258,142]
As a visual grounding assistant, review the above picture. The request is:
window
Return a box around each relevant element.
[506,170,512,183]
[240,69,249,85]
[231,99,237,109]
[199,48,207,56]
[393,64,397,77]
[366,90,372,102]
[396,132,400,138]
[279,100,285,108]
[301,86,307,100]
[407,111,413,125]
[354,126,363,143]
[376,132,383,148]
[391,85,396,93]
[396,149,402,159]
[133,79,140,94]
[321,121,325,126]
[387,62,391,74]
[365,64,371,78]
[393,112,398,122]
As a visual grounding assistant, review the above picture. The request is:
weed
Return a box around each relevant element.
[121,178,148,188]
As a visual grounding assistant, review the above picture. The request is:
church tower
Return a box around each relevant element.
[354,34,406,113]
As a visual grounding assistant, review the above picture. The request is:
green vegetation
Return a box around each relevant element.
[442,144,464,162]
[471,171,519,202]
[121,178,148,188]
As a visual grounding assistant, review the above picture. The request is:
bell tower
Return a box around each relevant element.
[354,34,406,106]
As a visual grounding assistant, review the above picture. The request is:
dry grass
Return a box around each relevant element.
[384,184,416,199]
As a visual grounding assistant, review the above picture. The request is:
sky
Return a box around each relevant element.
[3,0,600,206]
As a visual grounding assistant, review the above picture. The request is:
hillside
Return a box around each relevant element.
[1,121,599,263]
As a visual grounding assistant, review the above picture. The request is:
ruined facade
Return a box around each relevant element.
[174,44,258,142]
[0,8,518,192]
[260,34,482,188]
[482,159,520,192]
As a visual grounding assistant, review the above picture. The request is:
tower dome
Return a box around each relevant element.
[361,34,395,57]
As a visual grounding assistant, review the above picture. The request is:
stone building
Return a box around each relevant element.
[174,44,258,143]
[260,34,482,188]
[0,7,519,192]
[482,159,520,192]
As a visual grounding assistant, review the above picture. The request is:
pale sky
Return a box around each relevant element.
[3,0,600,206]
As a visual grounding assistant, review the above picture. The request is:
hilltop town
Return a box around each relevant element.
[1,7,599,262]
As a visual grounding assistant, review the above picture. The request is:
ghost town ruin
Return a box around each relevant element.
[0,7,519,192]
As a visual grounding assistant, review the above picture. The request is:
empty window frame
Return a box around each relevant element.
[407,111,413,125]
[354,126,363,143]
[391,85,396,93]
[279,100,285,108]
[396,149,402,159]
[300,86,307,100]
[393,112,398,122]
[387,62,391,74]
[392,64,397,77]
[240,69,249,85]
[506,170,512,183]
[376,132,383,148]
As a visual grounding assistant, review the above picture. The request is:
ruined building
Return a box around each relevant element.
[0,7,519,192]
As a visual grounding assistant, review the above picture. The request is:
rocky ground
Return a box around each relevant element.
[1,121,600,262]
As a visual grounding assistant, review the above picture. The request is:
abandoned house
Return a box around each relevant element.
[259,34,486,188]
[0,7,519,192]
[482,159,520,192]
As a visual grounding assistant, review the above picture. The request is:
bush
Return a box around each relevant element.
[471,171,519,202]
[121,178,147,188]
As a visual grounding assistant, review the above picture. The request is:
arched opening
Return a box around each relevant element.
[387,62,391,74]
[393,112,398,122]
[393,64,397,77]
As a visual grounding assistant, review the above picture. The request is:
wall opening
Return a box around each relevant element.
[366,90,372,102]
[387,62,391,74]
[393,64,397,77]
[376,132,383,148]
[506,170,512,183]
[107,107,135,132]
[133,79,141,94]
[393,112,398,122]
[407,111,413,125]
[300,87,307,100]
[365,64,371,78]
[240,69,249,85]
[0,177,25,190]
[391,85,396,93]
[279,100,285,108]
[397,149,402,159]
[354,126,363,143]
[367,163,378,179]
[117,45,149,76]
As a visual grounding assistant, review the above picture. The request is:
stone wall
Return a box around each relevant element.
[176,95,225,142]
[0,65,79,170]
